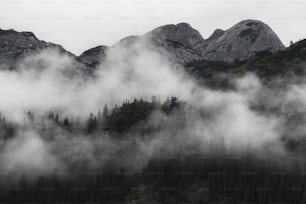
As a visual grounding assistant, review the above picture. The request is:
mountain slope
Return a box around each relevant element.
[186,39,306,88]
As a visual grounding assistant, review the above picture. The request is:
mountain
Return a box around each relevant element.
[77,23,205,66]
[78,19,285,66]
[195,19,285,62]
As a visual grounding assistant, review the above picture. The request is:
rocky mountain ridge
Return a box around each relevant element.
[79,19,285,66]
[0,19,288,70]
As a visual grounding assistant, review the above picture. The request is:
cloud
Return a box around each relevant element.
[0,130,61,174]
[0,38,304,177]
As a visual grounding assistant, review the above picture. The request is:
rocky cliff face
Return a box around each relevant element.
[195,20,285,62]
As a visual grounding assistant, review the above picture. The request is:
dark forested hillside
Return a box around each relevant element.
[0,95,306,203]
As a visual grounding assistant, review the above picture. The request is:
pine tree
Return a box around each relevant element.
[63,117,70,127]
[87,113,98,133]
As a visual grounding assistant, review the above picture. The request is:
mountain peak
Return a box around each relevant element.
[196,19,285,62]
[233,19,278,43]
[147,22,204,48]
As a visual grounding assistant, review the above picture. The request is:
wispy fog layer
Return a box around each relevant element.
[0,38,305,176]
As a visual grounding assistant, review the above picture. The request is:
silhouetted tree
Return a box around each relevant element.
[63,117,70,128]
[87,113,98,133]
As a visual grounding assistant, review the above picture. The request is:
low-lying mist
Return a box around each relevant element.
[0,37,305,178]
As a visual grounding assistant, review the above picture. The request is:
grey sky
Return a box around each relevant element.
[0,0,305,55]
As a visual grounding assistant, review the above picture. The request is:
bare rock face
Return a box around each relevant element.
[195,20,285,62]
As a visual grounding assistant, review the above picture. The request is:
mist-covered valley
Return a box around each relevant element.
[0,20,306,203]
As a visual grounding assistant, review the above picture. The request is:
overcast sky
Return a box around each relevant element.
[0,0,305,55]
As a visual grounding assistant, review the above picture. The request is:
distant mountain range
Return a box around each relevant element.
[1,19,305,80]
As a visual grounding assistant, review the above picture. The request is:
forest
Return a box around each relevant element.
[0,95,305,203]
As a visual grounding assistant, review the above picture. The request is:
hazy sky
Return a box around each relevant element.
[0,0,305,55]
